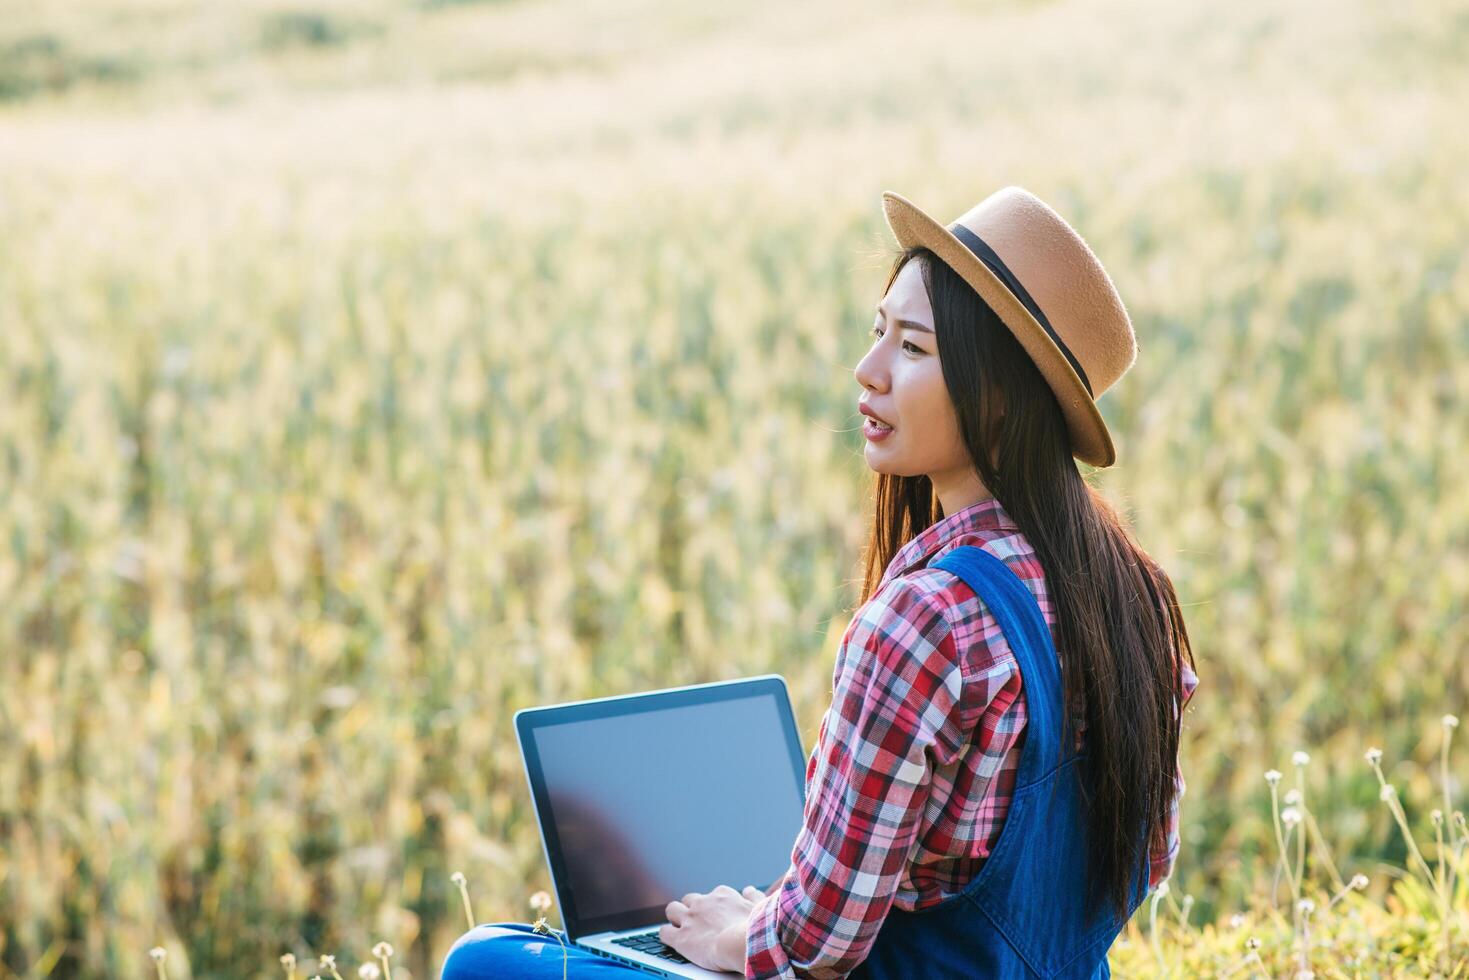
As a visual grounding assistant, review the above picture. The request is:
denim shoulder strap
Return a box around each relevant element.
[855,546,1140,980]
[930,545,1067,781]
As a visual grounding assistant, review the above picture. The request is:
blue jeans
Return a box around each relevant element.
[441,923,648,979]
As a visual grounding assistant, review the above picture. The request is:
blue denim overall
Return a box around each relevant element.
[849,546,1148,979]
[440,546,1147,979]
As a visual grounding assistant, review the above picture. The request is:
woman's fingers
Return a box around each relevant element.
[668,886,764,923]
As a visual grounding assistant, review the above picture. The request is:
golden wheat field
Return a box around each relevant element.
[3,0,1469,975]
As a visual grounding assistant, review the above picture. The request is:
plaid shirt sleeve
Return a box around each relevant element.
[1148,658,1200,889]
[744,576,974,980]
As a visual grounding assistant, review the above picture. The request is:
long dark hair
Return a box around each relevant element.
[857,246,1196,924]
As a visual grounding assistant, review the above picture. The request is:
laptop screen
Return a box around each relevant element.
[516,676,808,938]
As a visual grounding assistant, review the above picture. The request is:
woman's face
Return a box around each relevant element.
[854,257,973,487]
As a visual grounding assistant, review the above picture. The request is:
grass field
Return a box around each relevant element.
[3,0,1469,975]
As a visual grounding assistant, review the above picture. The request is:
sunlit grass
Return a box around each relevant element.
[160,716,1469,977]
[1113,715,1469,976]
[3,0,1468,975]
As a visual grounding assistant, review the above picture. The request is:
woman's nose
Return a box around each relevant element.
[854,344,887,392]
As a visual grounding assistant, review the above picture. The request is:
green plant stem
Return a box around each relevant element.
[1269,782,1296,905]
[1444,731,1455,857]
[1386,792,1440,891]
[456,882,475,933]
[1443,722,1458,957]
[1369,761,1441,894]
[1294,768,1307,890]
[1295,904,1312,976]
[534,917,570,980]
[1325,879,1356,910]
[1434,816,1452,970]
[1302,805,1347,892]
[1452,837,1467,906]
[1436,818,1449,902]
[1149,887,1168,977]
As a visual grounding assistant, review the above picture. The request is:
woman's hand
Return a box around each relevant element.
[660,884,767,974]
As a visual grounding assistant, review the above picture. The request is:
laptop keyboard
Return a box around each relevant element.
[611,930,692,964]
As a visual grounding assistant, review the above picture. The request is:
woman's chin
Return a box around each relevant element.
[862,443,905,473]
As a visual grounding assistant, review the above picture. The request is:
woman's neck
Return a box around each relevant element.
[931,468,992,516]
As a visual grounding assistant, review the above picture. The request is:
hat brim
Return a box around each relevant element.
[881,190,1116,468]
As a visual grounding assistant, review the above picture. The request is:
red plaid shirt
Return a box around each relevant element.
[744,495,1199,979]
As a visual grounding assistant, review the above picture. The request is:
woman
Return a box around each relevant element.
[441,186,1198,979]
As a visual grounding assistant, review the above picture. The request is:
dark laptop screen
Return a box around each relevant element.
[517,677,808,938]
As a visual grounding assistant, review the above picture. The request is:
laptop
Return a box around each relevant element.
[514,674,808,977]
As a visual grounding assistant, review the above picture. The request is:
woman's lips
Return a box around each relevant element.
[863,416,894,441]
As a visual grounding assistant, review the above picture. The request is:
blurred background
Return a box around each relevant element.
[2,0,1467,975]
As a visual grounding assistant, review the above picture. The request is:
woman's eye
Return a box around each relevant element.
[872,324,922,355]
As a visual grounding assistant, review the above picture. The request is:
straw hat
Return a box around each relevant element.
[881,185,1137,468]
